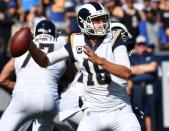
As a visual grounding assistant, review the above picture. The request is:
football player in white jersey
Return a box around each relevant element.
[32,63,85,131]
[0,20,68,131]
[23,2,141,131]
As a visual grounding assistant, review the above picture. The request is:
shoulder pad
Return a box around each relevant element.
[56,36,67,46]
[60,36,68,43]
[110,22,132,41]
[110,22,128,32]
[70,33,84,41]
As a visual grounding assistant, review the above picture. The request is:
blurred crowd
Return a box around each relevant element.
[0,0,169,60]
[0,0,169,131]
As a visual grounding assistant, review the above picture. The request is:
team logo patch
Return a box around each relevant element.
[76,46,82,54]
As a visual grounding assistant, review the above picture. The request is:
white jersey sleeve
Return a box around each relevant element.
[110,22,132,39]
[47,47,69,65]
[47,36,70,65]
[114,45,130,69]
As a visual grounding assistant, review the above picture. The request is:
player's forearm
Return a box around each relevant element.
[99,58,132,80]
[29,42,48,67]
[84,44,131,79]
[0,80,15,89]
[0,59,15,89]
[6,81,15,89]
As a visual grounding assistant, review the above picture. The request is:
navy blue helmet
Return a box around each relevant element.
[34,20,58,39]
[77,2,109,36]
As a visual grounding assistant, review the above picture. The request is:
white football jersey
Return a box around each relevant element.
[14,36,67,96]
[64,23,131,111]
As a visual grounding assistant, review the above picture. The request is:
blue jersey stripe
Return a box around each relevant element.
[64,42,76,62]
[112,36,125,51]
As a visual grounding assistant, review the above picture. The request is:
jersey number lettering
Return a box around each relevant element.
[78,59,111,86]
[21,43,54,68]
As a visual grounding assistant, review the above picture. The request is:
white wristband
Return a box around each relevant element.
[47,47,69,65]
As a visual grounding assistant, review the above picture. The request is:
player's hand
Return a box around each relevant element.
[83,45,103,65]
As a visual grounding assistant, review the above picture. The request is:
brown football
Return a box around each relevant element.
[10,27,32,57]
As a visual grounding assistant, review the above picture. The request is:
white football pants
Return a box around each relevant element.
[32,83,84,131]
[77,105,141,131]
[0,92,59,131]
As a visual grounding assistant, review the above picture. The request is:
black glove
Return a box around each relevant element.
[132,107,144,119]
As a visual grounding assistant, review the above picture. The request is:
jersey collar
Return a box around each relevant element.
[84,34,105,51]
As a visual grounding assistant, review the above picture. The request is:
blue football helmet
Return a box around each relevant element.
[77,2,109,36]
[34,20,59,40]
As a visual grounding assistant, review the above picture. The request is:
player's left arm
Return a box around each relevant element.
[0,59,15,89]
[83,44,131,80]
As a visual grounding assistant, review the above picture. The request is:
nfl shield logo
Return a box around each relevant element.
[76,46,82,54]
